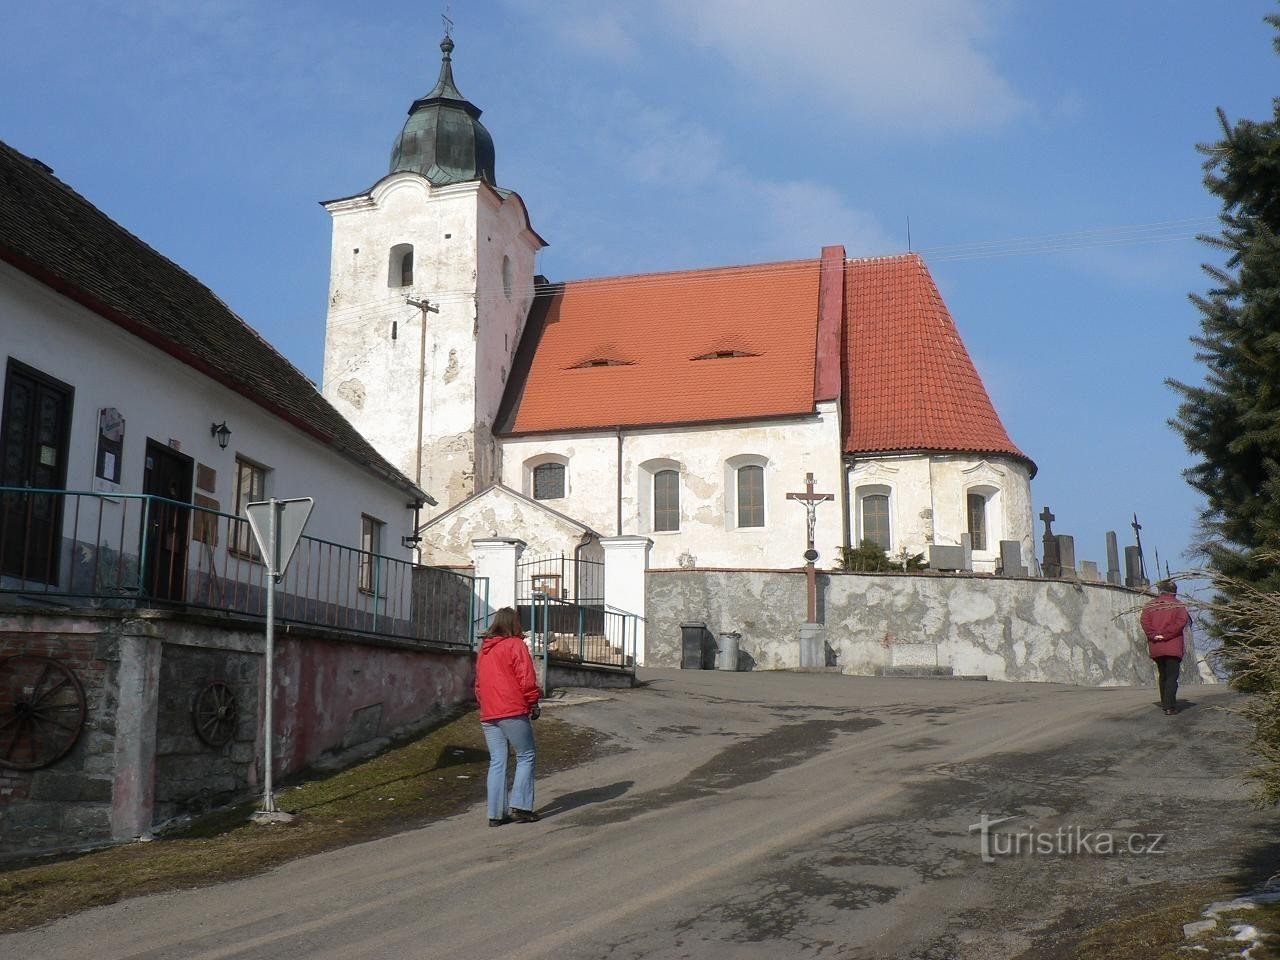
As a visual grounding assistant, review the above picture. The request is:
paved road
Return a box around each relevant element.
[7,670,1277,959]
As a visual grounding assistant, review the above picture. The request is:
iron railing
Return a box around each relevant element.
[0,488,486,648]
[517,552,604,604]
[523,592,637,670]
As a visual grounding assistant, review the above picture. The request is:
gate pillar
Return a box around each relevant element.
[601,536,652,665]
[471,537,526,619]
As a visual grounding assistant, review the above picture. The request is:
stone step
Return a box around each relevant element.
[875,664,955,678]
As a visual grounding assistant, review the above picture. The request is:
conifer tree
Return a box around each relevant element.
[1170,14,1280,612]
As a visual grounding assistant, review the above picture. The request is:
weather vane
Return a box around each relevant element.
[442,5,453,38]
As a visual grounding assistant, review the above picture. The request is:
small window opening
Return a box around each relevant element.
[389,243,414,288]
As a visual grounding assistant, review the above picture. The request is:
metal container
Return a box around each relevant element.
[717,631,741,671]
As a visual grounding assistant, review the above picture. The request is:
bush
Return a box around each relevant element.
[836,540,927,573]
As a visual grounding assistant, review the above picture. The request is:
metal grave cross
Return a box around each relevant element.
[244,497,314,815]
[787,473,834,624]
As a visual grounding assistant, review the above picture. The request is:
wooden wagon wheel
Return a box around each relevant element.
[192,682,238,748]
[0,654,87,770]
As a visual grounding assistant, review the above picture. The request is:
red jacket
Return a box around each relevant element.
[1140,593,1189,660]
[475,634,542,721]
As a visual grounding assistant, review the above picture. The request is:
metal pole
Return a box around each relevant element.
[263,498,277,813]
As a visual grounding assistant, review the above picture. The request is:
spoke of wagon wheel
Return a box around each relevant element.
[0,713,21,732]
[30,660,52,699]
[31,711,74,733]
[200,714,218,735]
[3,719,28,759]
[28,716,53,759]
[33,676,69,704]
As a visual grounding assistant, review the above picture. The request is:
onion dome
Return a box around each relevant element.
[389,36,496,186]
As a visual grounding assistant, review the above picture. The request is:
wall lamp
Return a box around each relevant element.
[210,421,232,450]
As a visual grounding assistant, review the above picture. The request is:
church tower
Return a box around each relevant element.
[321,35,545,520]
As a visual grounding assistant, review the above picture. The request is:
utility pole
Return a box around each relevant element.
[406,297,439,489]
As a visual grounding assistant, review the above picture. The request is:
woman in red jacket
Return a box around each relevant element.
[475,607,543,826]
[1140,580,1191,716]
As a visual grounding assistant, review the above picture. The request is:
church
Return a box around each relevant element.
[320,36,1036,581]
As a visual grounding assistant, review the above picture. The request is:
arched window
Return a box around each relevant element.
[502,255,513,299]
[736,464,765,527]
[389,243,414,287]
[855,486,891,551]
[653,469,680,532]
[533,462,565,500]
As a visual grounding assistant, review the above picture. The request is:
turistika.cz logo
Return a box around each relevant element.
[968,814,1166,864]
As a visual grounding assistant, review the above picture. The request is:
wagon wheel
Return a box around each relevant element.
[192,682,238,748]
[0,654,87,770]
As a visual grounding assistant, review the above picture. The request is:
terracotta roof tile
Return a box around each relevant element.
[500,260,821,433]
[842,254,1031,469]
[0,140,424,500]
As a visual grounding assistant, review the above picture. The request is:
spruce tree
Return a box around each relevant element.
[1170,13,1280,610]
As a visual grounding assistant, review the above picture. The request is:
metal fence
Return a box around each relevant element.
[516,552,603,604]
[522,592,637,670]
[0,488,485,649]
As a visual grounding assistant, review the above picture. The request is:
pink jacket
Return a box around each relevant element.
[475,634,541,722]
[1140,593,1189,660]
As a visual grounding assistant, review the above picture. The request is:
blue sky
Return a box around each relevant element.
[3,0,1277,574]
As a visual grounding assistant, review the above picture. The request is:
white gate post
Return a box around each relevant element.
[601,535,652,665]
[472,537,526,618]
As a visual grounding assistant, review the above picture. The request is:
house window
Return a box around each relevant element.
[860,493,891,550]
[736,464,764,527]
[967,493,987,552]
[653,469,680,532]
[359,514,384,594]
[533,462,565,500]
[389,243,414,287]
[231,456,267,558]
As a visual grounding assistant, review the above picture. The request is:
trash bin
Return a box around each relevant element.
[717,631,741,671]
[680,621,708,669]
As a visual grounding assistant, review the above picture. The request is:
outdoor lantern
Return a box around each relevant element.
[210,421,232,449]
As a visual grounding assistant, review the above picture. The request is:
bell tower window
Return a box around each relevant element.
[389,243,414,287]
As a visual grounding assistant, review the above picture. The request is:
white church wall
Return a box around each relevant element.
[847,453,1033,573]
[498,406,845,569]
[2,262,416,554]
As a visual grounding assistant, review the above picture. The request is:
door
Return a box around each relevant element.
[143,440,193,601]
[0,360,73,583]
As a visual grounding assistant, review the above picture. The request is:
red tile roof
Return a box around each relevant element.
[499,260,822,433]
[843,254,1030,468]
[498,249,1031,473]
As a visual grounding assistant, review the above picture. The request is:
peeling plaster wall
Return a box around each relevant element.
[2,262,413,553]
[420,487,591,566]
[322,174,541,514]
[499,407,845,568]
[647,570,1178,686]
[847,453,1034,573]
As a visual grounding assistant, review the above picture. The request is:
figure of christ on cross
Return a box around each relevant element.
[787,473,834,623]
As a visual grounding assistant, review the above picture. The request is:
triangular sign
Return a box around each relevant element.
[245,498,314,580]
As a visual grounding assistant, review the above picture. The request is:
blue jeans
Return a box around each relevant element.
[481,716,536,818]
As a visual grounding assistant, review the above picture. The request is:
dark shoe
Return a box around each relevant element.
[511,808,540,823]
[489,816,511,827]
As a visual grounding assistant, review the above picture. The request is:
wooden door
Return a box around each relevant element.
[0,361,73,583]
[142,440,193,601]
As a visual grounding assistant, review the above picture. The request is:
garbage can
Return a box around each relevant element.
[717,631,741,671]
[680,621,708,669]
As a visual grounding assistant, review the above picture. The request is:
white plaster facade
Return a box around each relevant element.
[497,404,847,569]
[1,260,416,554]
[320,173,542,513]
[847,453,1034,574]
[422,484,599,567]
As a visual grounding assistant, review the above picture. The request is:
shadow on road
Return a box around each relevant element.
[537,781,634,818]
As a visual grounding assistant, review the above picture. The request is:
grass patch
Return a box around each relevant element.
[1040,883,1280,960]
[0,709,609,934]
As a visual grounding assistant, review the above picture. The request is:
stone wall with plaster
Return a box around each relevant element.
[420,485,595,567]
[647,569,1192,686]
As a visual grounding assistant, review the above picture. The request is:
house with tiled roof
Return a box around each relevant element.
[322,38,1036,586]
[0,137,431,606]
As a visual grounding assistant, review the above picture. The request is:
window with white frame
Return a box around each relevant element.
[736,464,765,527]
[231,456,267,558]
[389,243,414,287]
[359,514,384,594]
[965,484,1000,552]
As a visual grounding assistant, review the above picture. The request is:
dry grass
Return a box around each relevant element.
[0,709,608,934]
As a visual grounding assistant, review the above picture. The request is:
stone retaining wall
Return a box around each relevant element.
[647,569,1202,686]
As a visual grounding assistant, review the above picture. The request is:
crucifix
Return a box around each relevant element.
[1131,513,1147,582]
[787,472,833,623]
[442,5,453,38]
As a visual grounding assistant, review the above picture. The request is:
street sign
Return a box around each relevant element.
[243,496,313,817]
[245,497,314,580]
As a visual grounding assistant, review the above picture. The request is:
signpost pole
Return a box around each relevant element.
[263,497,278,813]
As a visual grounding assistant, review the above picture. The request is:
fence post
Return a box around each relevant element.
[471,537,526,619]
[600,536,652,665]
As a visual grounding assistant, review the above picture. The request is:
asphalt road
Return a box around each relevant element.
[6,669,1277,959]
